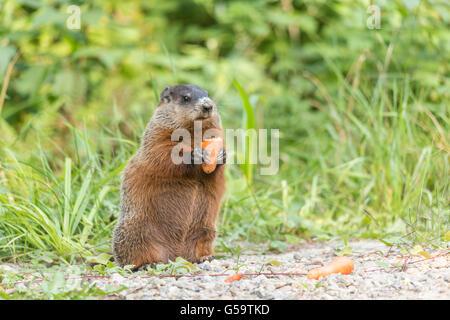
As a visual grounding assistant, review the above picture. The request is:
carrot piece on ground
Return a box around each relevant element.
[224,273,243,283]
[307,256,354,280]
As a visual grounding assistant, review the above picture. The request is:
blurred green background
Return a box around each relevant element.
[0,0,448,263]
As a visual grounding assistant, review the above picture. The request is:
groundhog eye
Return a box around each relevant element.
[183,95,191,103]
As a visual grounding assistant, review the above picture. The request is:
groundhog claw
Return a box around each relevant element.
[192,148,211,164]
[216,148,226,165]
[137,262,159,272]
[198,255,215,263]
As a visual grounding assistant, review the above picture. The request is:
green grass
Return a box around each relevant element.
[223,71,449,247]
[0,122,130,263]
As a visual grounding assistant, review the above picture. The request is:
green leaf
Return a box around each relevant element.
[73,48,126,69]
[412,245,423,254]
[14,65,47,96]
[418,251,431,259]
[335,246,353,256]
[80,185,111,245]
[32,7,66,28]
[265,259,281,267]
[0,46,16,81]
[285,234,301,244]
[374,261,391,271]
[70,169,93,234]
[444,230,450,241]
[379,239,393,247]
[0,291,11,299]
[233,78,256,184]
[93,264,106,274]
[123,265,135,272]
[268,240,288,252]
[63,157,72,236]
[87,253,113,265]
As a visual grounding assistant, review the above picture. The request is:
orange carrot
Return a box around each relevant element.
[201,137,223,174]
[307,256,354,280]
[224,273,243,283]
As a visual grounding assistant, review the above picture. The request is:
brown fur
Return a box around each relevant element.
[112,87,225,268]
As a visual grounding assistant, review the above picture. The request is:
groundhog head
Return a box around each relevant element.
[156,84,219,128]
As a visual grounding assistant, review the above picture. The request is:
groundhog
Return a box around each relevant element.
[112,84,226,268]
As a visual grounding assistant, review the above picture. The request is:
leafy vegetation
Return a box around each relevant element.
[0,0,448,279]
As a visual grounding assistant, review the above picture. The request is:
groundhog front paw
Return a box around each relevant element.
[191,148,210,165]
[216,148,226,166]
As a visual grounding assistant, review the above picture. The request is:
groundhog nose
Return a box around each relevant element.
[198,97,215,112]
[202,105,213,113]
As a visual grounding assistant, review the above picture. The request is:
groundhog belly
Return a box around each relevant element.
[150,177,218,262]
[151,179,201,239]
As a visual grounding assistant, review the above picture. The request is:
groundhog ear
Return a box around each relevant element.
[160,86,171,103]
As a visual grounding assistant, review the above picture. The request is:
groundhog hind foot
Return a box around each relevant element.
[197,255,215,263]
[135,262,160,272]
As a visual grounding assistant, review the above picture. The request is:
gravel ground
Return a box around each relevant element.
[1,240,448,299]
[91,240,449,300]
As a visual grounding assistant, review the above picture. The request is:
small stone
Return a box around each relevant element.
[347,286,357,294]
[167,286,179,296]
[199,263,212,271]
[406,267,420,274]
[0,265,18,272]
[200,276,214,283]
[252,288,273,299]
[293,253,303,261]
